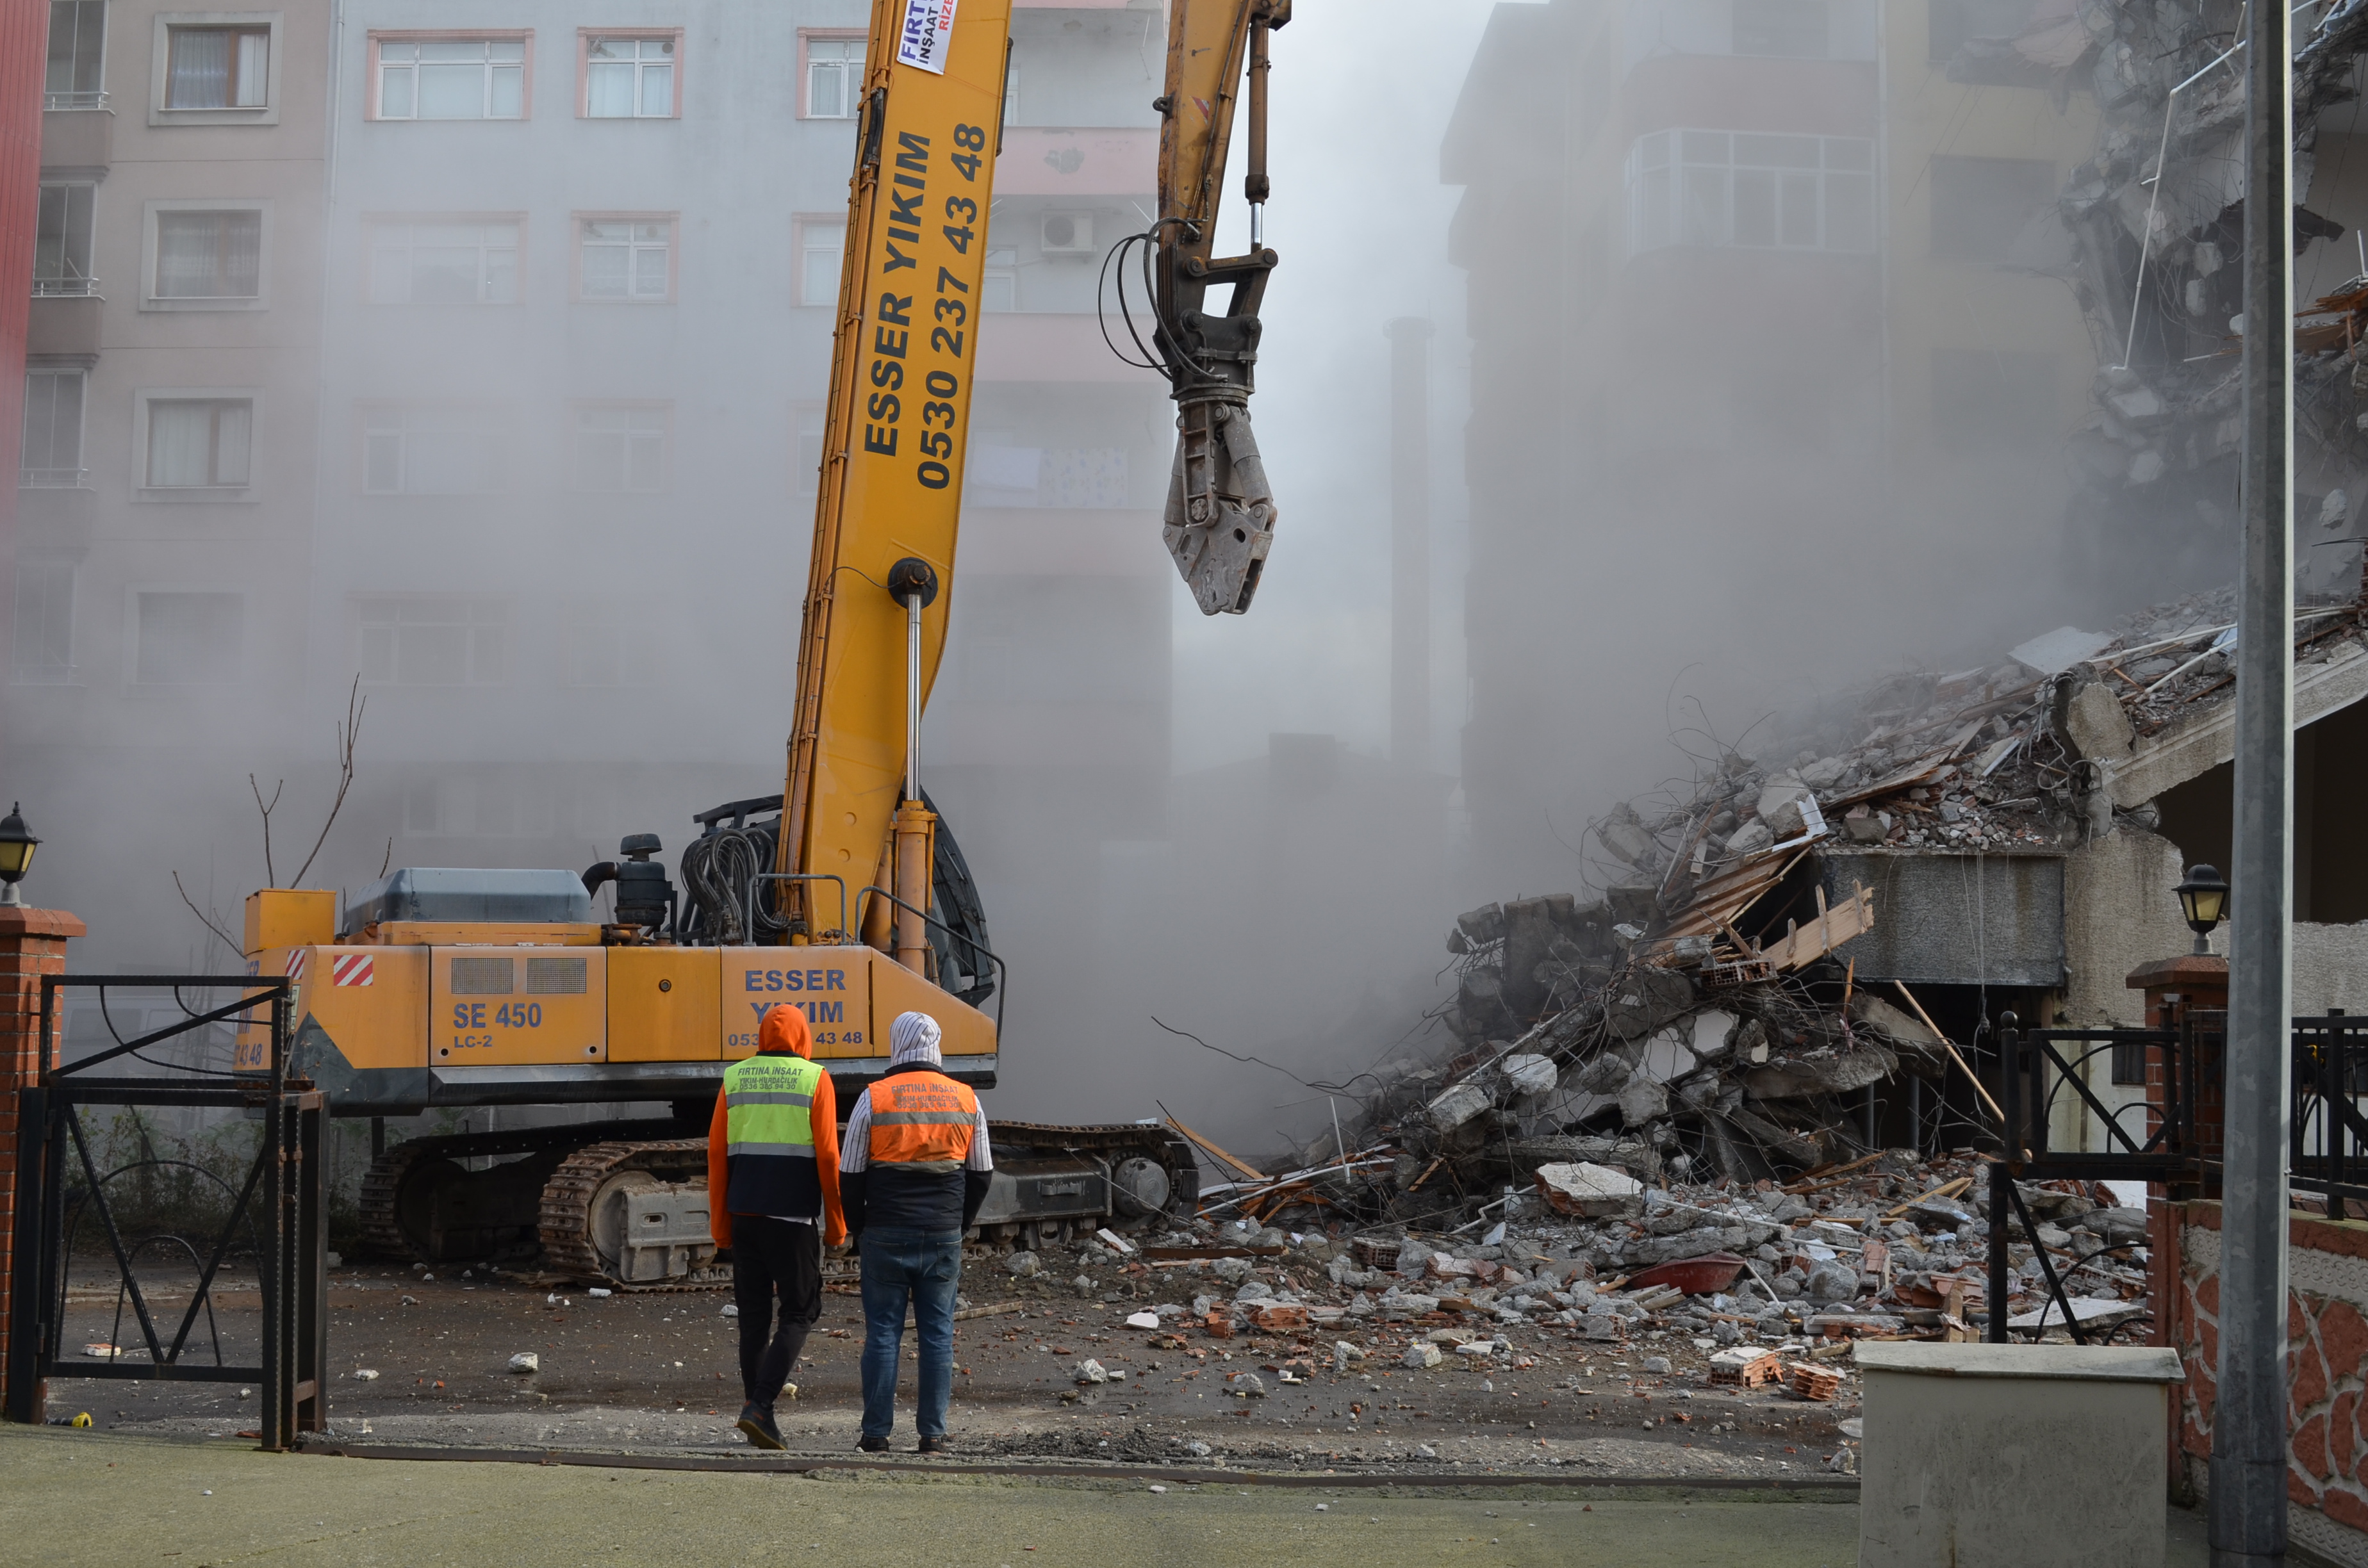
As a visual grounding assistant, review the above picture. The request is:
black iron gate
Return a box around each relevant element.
[4,974,325,1449]
[1988,1009,2212,1346]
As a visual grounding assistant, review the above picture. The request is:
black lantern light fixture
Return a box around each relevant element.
[0,804,37,906]
[2175,862,2228,955]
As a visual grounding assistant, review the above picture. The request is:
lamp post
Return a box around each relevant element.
[2177,863,2230,956]
[0,804,39,907]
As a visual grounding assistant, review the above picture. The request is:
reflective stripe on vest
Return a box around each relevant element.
[866,1071,977,1167]
[725,1053,823,1159]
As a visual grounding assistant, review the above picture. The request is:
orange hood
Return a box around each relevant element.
[757,1004,814,1058]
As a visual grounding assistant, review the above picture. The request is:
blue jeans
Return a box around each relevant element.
[858,1226,963,1441]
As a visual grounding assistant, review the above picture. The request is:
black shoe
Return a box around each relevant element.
[917,1435,948,1455]
[736,1403,785,1451]
[857,1434,889,1453]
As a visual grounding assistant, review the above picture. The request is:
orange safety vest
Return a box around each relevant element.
[866,1070,979,1171]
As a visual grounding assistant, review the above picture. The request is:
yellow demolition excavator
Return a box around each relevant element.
[233,0,1291,1286]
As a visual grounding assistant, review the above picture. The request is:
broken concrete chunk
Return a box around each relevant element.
[1596,804,1660,867]
[2008,626,2113,676]
[1534,1161,1645,1219]
[1499,1053,1558,1097]
[1616,1073,1670,1127]
[2062,679,2136,761]
[1724,819,1775,857]
[1425,1079,1493,1133]
[1402,1342,1444,1369]
[1005,1250,1041,1277]
[507,1352,539,1375]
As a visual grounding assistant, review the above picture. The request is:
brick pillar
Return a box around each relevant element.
[0,905,85,1413]
[2128,952,2229,1172]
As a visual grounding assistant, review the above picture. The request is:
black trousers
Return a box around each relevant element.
[731,1214,823,1409]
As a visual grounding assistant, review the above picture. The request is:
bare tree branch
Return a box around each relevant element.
[172,870,242,960]
[290,675,366,888]
[248,774,284,888]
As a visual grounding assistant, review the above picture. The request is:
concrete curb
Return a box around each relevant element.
[295,1438,1863,1495]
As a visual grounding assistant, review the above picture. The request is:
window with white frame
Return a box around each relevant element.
[377,38,526,120]
[45,0,106,108]
[981,247,1015,313]
[33,183,96,296]
[573,405,668,492]
[363,405,511,494]
[586,36,673,117]
[20,368,86,487]
[135,591,243,685]
[356,596,509,685]
[804,37,863,118]
[12,558,75,683]
[799,219,843,306]
[1625,130,1873,254]
[164,22,267,108]
[368,218,520,304]
[152,208,263,300]
[579,218,671,300]
[145,398,252,489]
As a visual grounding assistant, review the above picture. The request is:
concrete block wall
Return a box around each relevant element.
[2167,1200,2368,1567]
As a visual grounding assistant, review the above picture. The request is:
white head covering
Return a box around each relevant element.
[889,1010,942,1068]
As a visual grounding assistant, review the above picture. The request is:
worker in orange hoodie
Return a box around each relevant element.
[708,1003,844,1450]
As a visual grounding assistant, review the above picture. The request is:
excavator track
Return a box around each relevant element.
[538,1138,715,1289]
[356,1118,693,1270]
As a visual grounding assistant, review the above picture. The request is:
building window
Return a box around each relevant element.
[578,216,672,300]
[1930,155,2055,262]
[363,406,511,494]
[20,369,87,487]
[145,397,252,489]
[135,591,243,685]
[572,405,668,492]
[367,218,520,304]
[1731,0,1829,56]
[563,621,650,687]
[803,36,864,118]
[793,404,825,500]
[2110,1036,2148,1086]
[981,247,1016,313]
[152,208,263,300]
[45,0,107,109]
[375,37,527,120]
[1928,0,2039,63]
[1931,348,2057,452]
[1625,129,1874,254]
[798,219,844,306]
[12,559,76,683]
[165,22,267,108]
[357,597,509,685]
[586,35,674,118]
[33,183,97,297]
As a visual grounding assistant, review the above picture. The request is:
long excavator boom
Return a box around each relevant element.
[778,0,1012,969]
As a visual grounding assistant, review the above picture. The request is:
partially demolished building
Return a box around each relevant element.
[1406,587,2368,1186]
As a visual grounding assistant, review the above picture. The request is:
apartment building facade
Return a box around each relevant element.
[10,0,331,962]
[1443,0,2097,890]
[10,0,1176,1086]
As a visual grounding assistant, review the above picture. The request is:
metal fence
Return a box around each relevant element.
[4,974,325,1450]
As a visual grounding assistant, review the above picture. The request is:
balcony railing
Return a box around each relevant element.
[19,467,90,489]
[32,277,99,298]
[44,91,108,110]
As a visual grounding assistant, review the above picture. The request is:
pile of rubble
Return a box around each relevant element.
[985,1152,2151,1410]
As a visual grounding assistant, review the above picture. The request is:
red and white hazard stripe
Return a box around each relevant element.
[331,953,375,988]
[284,949,307,982]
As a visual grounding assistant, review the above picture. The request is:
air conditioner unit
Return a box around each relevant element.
[1039,211,1095,256]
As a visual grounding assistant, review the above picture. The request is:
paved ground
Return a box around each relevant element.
[0,1425,2221,1567]
[45,1264,1853,1476]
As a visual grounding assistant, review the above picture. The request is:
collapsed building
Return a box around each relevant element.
[1326,581,2368,1228]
